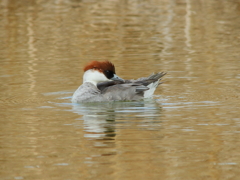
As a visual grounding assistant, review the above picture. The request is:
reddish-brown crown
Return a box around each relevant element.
[83,61,115,73]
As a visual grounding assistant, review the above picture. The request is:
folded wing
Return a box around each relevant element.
[97,72,166,101]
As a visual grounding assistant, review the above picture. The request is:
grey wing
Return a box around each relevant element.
[101,83,149,101]
[97,80,124,91]
[125,72,166,86]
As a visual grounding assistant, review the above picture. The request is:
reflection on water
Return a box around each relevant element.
[184,0,192,50]
[1,0,240,179]
[27,14,38,96]
[71,100,162,141]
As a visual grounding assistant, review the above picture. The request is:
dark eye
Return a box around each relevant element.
[104,70,114,79]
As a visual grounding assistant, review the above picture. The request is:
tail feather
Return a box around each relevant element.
[143,79,161,98]
[141,72,167,98]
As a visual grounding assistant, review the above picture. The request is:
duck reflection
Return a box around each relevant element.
[72,100,162,141]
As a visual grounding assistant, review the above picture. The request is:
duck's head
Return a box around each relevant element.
[83,61,124,85]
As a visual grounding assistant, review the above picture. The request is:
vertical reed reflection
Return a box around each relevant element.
[162,0,174,57]
[184,0,194,84]
[185,0,192,50]
[27,13,38,96]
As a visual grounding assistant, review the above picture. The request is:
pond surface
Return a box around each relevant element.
[1,0,240,180]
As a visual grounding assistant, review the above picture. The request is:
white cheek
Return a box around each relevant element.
[94,71,109,82]
[83,70,110,84]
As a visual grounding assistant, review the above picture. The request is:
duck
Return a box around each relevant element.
[72,61,166,103]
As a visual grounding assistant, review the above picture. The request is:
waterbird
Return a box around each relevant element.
[72,61,166,103]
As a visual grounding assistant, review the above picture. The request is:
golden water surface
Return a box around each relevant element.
[0,0,240,180]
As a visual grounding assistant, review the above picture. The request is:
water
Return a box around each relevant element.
[0,0,240,179]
